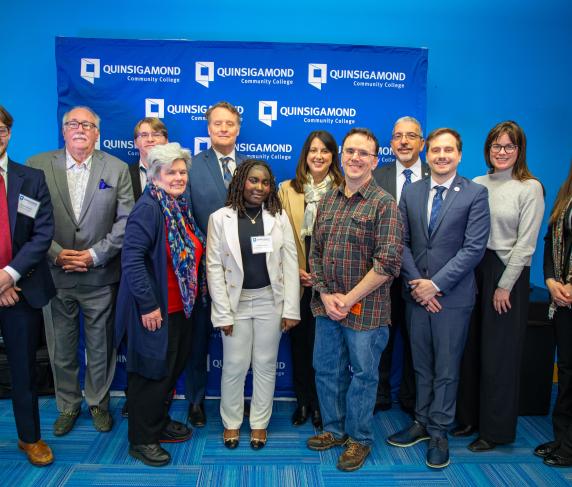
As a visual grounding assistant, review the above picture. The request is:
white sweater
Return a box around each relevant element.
[473,169,544,291]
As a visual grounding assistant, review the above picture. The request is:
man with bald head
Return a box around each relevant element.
[28,106,134,436]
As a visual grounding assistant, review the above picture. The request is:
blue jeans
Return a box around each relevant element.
[313,316,389,446]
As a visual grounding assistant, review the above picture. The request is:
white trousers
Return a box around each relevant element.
[220,286,282,429]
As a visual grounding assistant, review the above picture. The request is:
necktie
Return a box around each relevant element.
[140,165,147,188]
[0,171,12,267]
[428,185,446,236]
[402,168,413,194]
[220,157,233,189]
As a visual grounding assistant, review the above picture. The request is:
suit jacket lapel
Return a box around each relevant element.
[7,160,24,238]
[430,175,463,237]
[421,178,431,240]
[262,209,276,270]
[206,149,228,201]
[289,188,304,253]
[130,163,143,200]
[52,150,78,225]
[224,209,243,273]
[385,164,397,199]
[78,152,104,224]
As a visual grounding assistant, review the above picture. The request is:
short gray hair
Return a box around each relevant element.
[393,116,423,138]
[147,142,192,182]
[62,106,101,128]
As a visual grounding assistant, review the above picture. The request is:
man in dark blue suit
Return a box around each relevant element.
[186,101,245,426]
[0,106,56,466]
[386,128,490,469]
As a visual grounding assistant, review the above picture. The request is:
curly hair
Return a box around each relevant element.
[225,159,282,216]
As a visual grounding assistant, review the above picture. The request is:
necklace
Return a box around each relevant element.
[244,208,261,224]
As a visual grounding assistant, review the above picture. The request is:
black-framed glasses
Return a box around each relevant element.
[0,127,9,137]
[490,144,518,154]
[64,120,98,131]
[391,132,422,141]
[342,147,376,160]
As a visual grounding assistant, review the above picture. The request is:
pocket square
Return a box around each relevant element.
[99,179,112,190]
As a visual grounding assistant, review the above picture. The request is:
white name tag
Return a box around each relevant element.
[17,194,40,219]
[251,235,273,254]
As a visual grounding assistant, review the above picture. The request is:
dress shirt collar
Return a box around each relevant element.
[0,153,7,175]
[430,173,456,190]
[65,149,93,170]
[396,158,422,178]
[212,147,236,163]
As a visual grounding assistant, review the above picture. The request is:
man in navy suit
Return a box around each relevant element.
[386,128,490,469]
[0,106,56,466]
[186,101,245,426]
[372,116,430,414]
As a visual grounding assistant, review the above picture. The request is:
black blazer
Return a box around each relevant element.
[373,161,430,199]
[129,163,143,202]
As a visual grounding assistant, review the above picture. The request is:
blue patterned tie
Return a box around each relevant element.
[428,186,446,236]
[220,157,233,189]
[402,168,413,194]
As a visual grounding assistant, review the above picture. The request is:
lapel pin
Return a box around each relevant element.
[453,186,460,192]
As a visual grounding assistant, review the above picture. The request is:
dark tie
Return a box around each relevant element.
[0,171,12,267]
[140,165,147,187]
[428,185,446,236]
[402,168,413,194]
[220,157,233,189]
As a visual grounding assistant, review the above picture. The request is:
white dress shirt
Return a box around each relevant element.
[0,153,20,283]
[395,158,423,203]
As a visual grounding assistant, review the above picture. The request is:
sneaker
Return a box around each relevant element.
[387,421,430,447]
[426,437,450,468]
[53,410,80,436]
[307,431,348,451]
[90,406,113,432]
[337,439,371,472]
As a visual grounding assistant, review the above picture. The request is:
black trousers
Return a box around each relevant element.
[128,310,193,444]
[289,287,318,409]
[0,298,42,443]
[552,306,572,455]
[456,250,530,443]
[377,278,416,409]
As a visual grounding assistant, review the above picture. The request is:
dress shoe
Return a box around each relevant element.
[544,452,572,467]
[250,429,267,450]
[387,421,430,447]
[53,410,80,436]
[426,437,450,469]
[223,429,240,449]
[90,406,113,432]
[337,439,370,472]
[311,409,323,429]
[159,420,192,443]
[307,431,348,451]
[188,403,206,427]
[468,437,497,452]
[451,424,476,437]
[534,440,561,458]
[129,443,171,467]
[373,400,392,414]
[292,405,309,426]
[18,439,54,466]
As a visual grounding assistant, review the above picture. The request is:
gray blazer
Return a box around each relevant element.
[27,149,134,288]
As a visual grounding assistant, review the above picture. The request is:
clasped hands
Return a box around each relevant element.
[56,249,94,273]
[547,278,572,308]
[321,292,352,321]
[409,278,442,313]
[0,269,20,307]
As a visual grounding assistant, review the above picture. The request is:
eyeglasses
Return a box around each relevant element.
[0,127,9,137]
[308,148,331,156]
[342,147,376,160]
[136,132,165,140]
[490,144,518,154]
[391,132,422,141]
[64,120,98,131]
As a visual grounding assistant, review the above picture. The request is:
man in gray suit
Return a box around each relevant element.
[186,101,245,426]
[28,106,134,436]
[372,116,430,414]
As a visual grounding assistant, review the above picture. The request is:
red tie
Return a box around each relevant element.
[0,171,12,268]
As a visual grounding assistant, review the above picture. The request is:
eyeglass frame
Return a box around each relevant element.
[64,120,98,131]
[136,131,166,140]
[342,147,377,161]
[0,126,9,137]
[391,132,422,141]
[490,143,518,154]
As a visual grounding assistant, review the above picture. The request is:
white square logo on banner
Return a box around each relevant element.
[258,101,278,127]
[195,62,214,88]
[145,98,165,118]
[308,63,327,90]
[194,137,211,155]
[80,58,100,84]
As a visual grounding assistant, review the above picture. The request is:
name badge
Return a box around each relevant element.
[17,194,40,219]
[251,235,273,254]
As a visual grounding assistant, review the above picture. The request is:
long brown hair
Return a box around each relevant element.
[550,160,572,226]
[291,130,343,193]
[484,121,537,182]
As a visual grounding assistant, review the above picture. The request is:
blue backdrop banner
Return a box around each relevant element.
[56,36,428,398]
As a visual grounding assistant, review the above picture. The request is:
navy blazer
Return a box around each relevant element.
[399,174,490,308]
[6,159,55,308]
[188,148,245,235]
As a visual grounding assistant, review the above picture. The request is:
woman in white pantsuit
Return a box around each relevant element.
[207,159,300,450]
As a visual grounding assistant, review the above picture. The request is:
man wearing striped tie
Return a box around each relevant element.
[186,101,245,427]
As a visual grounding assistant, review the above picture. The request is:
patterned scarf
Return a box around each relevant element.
[301,173,333,238]
[148,183,207,318]
[549,196,572,318]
